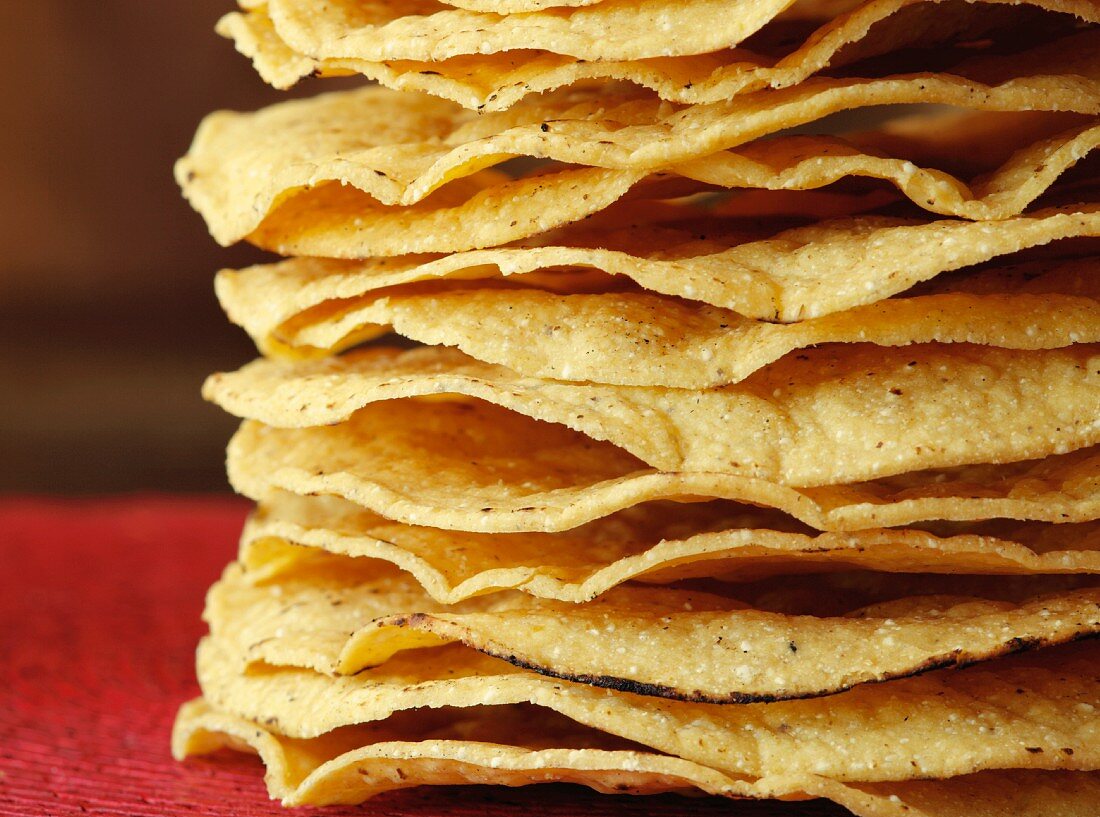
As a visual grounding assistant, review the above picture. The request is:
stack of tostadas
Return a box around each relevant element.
[173,0,1100,813]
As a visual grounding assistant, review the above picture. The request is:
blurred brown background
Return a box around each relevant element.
[0,2,329,492]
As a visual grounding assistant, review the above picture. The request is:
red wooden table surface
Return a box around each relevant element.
[0,497,848,816]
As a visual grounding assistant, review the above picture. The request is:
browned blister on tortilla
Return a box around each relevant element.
[195,633,1100,782]
[205,556,1100,702]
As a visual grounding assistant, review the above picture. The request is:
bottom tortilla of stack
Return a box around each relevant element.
[175,698,1100,814]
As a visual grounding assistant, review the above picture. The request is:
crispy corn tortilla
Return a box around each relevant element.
[240,493,1100,603]
[173,698,742,804]
[216,206,1100,320]
[178,70,1100,251]
[231,0,1096,68]
[226,400,1100,532]
[245,0,798,63]
[257,167,645,258]
[174,699,1100,813]
[206,344,1100,486]
[206,558,1100,702]
[195,635,1100,781]
[224,0,1099,110]
[174,698,1100,813]
[337,594,1100,703]
[219,258,1100,387]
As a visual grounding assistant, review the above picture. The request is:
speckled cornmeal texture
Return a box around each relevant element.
[217,256,1100,374]
[238,493,1100,601]
[173,699,1100,812]
[177,77,1100,254]
[202,559,1100,701]
[175,0,1100,811]
[225,399,1100,531]
[206,344,1100,486]
[221,0,1100,105]
[214,207,1100,320]
[192,635,1100,779]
